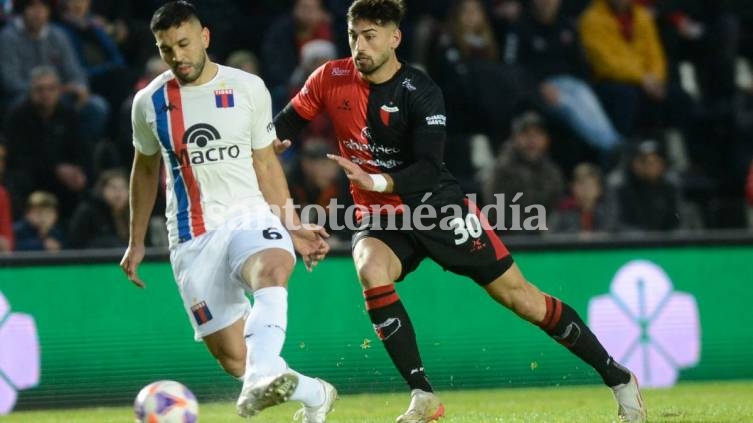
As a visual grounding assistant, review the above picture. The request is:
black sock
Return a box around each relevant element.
[538,295,631,387]
[365,284,433,392]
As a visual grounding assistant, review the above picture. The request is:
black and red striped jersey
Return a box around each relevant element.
[276,58,464,214]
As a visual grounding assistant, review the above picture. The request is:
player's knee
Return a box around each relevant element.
[486,277,541,322]
[356,262,392,288]
[508,285,544,322]
[258,264,292,285]
[247,253,294,286]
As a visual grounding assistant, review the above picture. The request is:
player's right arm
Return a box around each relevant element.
[120,90,162,288]
[120,150,161,288]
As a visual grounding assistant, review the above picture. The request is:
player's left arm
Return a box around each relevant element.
[386,83,446,194]
[330,82,446,194]
[253,145,330,270]
[250,78,329,269]
[252,144,302,230]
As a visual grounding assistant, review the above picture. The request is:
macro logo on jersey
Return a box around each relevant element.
[0,291,40,415]
[214,89,234,108]
[176,123,240,166]
[182,123,219,147]
[588,260,700,388]
[380,104,399,126]
[190,301,213,326]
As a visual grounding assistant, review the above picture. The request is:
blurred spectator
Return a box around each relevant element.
[68,168,128,249]
[431,0,535,158]
[262,0,334,111]
[226,49,260,75]
[13,190,64,252]
[58,0,131,130]
[0,142,13,252]
[132,56,170,92]
[483,111,565,231]
[114,56,170,169]
[287,40,338,153]
[0,0,109,149]
[432,0,500,136]
[289,39,337,95]
[616,139,680,231]
[491,0,523,42]
[87,0,159,73]
[578,0,692,137]
[3,66,87,222]
[507,0,622,160]
[640,0,739,112]
[289,139,351,244]
[0,0,11,26]
[550,162,618,234]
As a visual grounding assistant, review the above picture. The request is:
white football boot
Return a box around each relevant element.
[293,378,338,422]
[236,372,299,418]
[396,389,445,423]
[612,373,647,422]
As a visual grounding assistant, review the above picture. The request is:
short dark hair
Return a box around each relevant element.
[347,0,406,26]
[150,1,202,32]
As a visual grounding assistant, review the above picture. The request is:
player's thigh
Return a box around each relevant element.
[419,201,513,285]
[351,232,407,288]
[170,231,251,342]
[202,317,246,366]
[226,212,296,291]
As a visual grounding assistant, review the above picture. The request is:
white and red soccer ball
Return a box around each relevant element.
[134,380,198,423]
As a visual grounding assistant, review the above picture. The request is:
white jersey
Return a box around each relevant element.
[132,65,275,248]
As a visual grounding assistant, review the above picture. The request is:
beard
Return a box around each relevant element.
[173,53,206,84]
[353,53,386,75]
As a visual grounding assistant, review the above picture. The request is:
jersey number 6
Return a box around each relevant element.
[263,228,283,240]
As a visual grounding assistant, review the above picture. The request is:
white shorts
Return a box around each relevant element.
[169,210,295,340]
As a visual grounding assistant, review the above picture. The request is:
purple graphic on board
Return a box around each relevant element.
[0,291,41,414]
[588,260,701,388]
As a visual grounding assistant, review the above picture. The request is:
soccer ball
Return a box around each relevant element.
[134,380,199,423]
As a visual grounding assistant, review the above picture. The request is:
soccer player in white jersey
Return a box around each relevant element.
[119,2,337,422]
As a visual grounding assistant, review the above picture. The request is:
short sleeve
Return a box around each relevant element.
[131,91,161,156]
[249,78,276,150]
[290,63,326,120]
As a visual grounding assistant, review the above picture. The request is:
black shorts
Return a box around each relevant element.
[352,198,514,285]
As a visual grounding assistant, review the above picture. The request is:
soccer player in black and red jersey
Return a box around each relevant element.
[274,1,647,422]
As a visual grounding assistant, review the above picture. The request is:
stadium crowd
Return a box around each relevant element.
[1,0,753,253]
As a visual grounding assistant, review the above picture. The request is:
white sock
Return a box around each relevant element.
[289,370,325,407]
[244,287,324,407]
[244,286,288,381]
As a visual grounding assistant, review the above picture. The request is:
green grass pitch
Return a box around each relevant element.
[5,381,752,422]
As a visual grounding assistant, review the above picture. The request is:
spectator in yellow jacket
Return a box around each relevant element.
[579,0,694,138]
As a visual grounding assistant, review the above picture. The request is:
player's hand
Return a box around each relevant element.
[291,224,330,272]
[120,244,146,288]
[272,138,292,155]
[327,154,374,191]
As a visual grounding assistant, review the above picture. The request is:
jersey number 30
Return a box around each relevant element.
[449,214,483,245]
